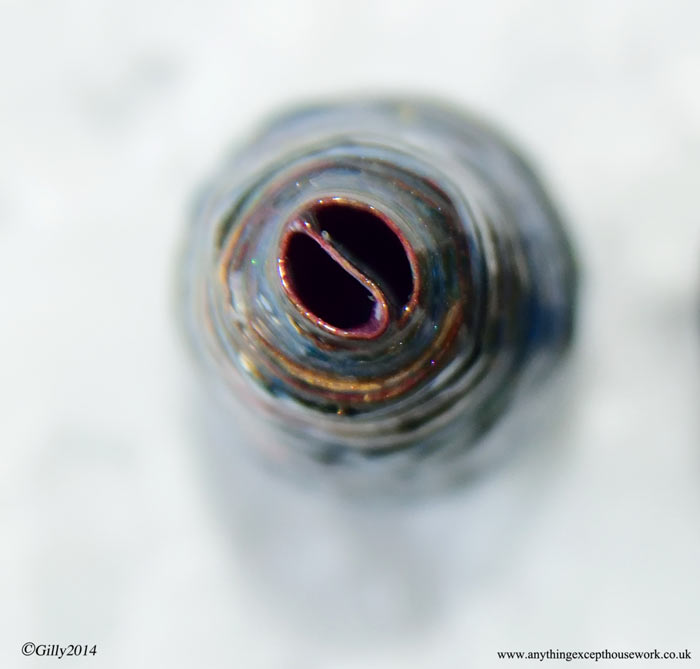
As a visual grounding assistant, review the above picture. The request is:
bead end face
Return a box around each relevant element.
[184,100,577,478]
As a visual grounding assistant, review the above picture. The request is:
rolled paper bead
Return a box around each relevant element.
[182,100,577,487]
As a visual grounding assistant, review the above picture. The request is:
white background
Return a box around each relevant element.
[1,1,699,667]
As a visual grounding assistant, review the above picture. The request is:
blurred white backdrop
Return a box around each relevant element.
[1,1,699,667]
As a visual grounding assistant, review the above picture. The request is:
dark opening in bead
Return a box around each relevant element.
[280,203,415,336]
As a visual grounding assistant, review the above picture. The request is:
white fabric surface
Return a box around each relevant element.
[1,1,699,667]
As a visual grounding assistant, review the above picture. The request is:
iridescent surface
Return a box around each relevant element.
[183,100,577,485]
